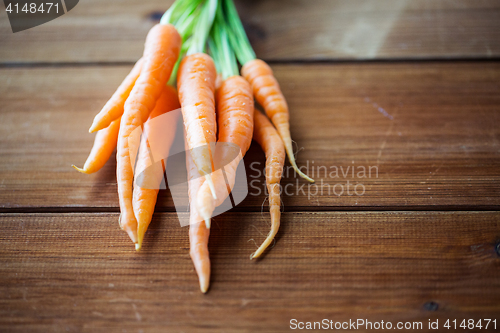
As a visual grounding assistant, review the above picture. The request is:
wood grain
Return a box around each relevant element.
[0,0,499,63]
[238,0,500,61]
[1,2,498,331]
[0,63,499,211]
[0,212,498,332]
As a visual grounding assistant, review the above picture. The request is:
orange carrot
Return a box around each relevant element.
[177,52,218,199]
[189,214,211,293]
[72,117,120,174]
[241,59,314,183]
[186,139,211,293]
[89,58,143,133]
[196,75,254,227]
[251,109,285,259]
[133,85,180,250]
[117,24,181,244]
[216,76,254,155]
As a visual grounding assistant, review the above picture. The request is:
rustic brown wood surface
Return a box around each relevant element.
[0,0,499,63]
[0,212,499,332]
[0,0,499,331]
[0,63,499,211]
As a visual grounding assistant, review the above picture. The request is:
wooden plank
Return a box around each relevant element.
[0,0,499,63]
[1,63,499,210]
[0,0,172,64]
[0,212,499,331]
[239,0,500,61]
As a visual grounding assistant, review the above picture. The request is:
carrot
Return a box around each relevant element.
[224,0,313,182]
[88,58,143,133]
[117,23,181,244]
[194,3,253,227]
[241,60,313,183]
[162,0,205,87]
[186,139,211,293]
[176,0,218,199]
[251,109,285,259]
[177,52,218,199]
[215,76,254,155]
[133,85,180,250]
[196,75,254,227]
[72,117,120,174]
[189,213,211,293]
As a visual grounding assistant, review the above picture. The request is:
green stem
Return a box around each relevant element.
[187,0,218,55]
[223,0,255,65]
[160,0,180,25]
[209,0,238,80]
[207,38,221,74]
[162,0,204,86]
[161,0,203,40]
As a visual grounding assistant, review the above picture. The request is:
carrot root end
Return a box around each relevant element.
[88,122,99,133]
[71,164,88,174]
[251,250,262,260]
[289,158,315,183]
[294,165,315,183]
[123,228,138,244]
[200,279,209,293]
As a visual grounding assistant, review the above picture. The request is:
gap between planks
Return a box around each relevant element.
[1,206,500,214]
[1,57,500,69]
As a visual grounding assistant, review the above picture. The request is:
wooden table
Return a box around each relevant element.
[1,1,499,331]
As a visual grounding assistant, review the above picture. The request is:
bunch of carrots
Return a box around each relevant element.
[73,0,313,293]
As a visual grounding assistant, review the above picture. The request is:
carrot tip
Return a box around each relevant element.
[124,229,138,244]
[204,174,217,200]
[199,276,209,293]
[286,149,315,182]
[88,124,98,133]
[135,243,141,251]
[71,164,88,174]
[291,163,315,183]
[250,251,261,260]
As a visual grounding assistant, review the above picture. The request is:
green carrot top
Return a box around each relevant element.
[161,0,218,85]
[223,0,255,66]
[208,0,238,80]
